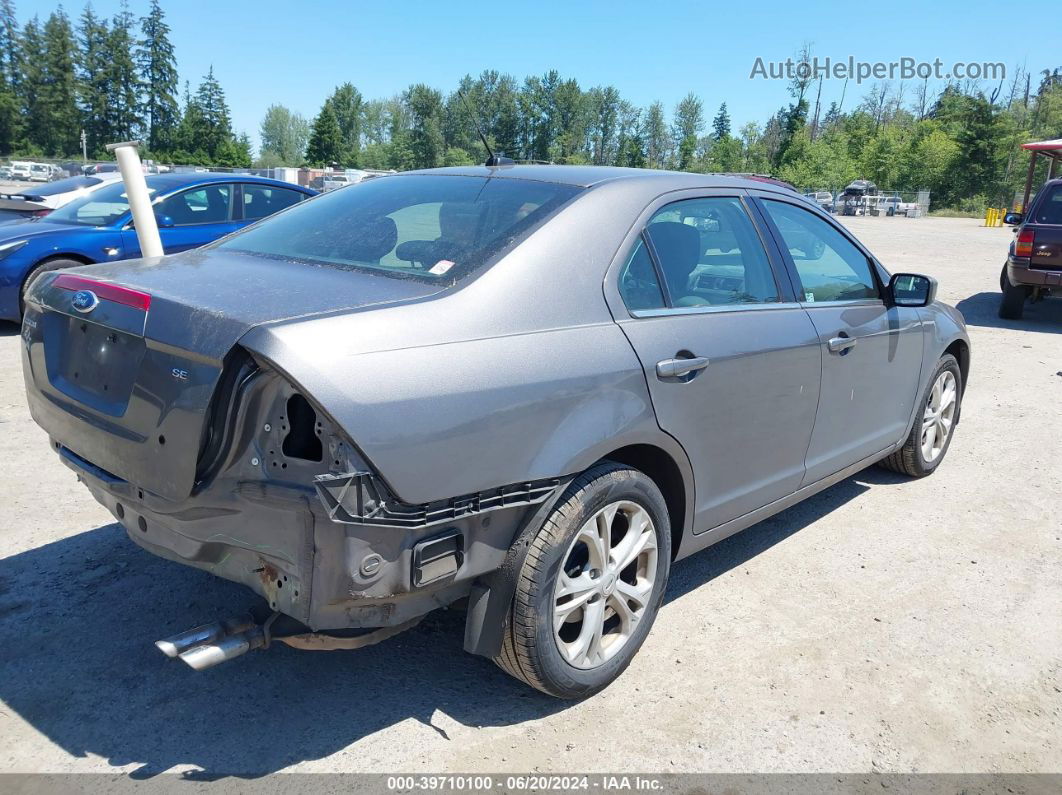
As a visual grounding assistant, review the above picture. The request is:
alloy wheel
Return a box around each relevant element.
[552,500,658,670]
[921,370,957,463]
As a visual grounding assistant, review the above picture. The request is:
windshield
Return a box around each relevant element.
[42,179,159,226]
[216,174,581,282]
[30,175,102,197]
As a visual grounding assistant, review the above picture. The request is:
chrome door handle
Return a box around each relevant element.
[827,335,858,353]
[656,356,710,379]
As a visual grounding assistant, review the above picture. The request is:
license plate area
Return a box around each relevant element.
[44,312,146,417]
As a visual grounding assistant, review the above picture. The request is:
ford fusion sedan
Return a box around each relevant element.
[0,172,315,321]
[22,166,970,698]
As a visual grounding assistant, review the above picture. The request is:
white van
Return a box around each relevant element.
[10,161,32,180]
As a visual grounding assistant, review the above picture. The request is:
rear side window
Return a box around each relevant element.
[1032,185,1062,225]
[242,184,305,221]
[762,200,879,303]
[619,196,779,312]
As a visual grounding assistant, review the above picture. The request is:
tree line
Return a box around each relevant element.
[0,0,250,166]
[3,0,1061,210]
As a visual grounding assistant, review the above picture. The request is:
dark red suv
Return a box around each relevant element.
[1001,178,1062,319]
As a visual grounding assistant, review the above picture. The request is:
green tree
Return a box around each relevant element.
[193,66,233,160]
[404,83,444,169]
[137,0,179,154]
[77,4,110,156]
[33,9,80,155]
[673,92,703,170]
[327,82,362,166]
[642,101,669,168]
[305,100,343,166]
[711,102,730,139]
[17,15,42,150]
[106,1,142,142]
[259,103,309,165]
[0,0,19,152]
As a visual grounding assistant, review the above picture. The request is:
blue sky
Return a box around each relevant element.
[24,0,1055,152]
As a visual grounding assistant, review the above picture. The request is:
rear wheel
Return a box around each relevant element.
[998,275,1028,319]
[879,354,961,477]
[20,258,84,318]
[494,462,671,699]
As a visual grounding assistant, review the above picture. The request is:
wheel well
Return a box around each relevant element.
[22,254,93,288]
[944,339,970,395]
[601,444,686,559]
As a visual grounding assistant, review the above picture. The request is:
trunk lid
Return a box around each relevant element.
[22,248,444,500]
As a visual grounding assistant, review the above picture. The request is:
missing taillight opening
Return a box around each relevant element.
[281,394,323,462]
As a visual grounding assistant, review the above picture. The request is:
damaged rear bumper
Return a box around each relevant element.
[57,442,555,632]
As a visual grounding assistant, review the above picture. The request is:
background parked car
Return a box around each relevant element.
[1000,177,1062,318]
[0,173,123,212]
[0,172,316,320]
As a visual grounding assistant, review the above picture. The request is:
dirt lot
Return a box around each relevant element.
[0,216,1059,777]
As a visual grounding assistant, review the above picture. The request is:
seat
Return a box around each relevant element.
[646,221,706,306]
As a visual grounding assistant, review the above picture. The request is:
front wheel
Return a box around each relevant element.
[879,354,962,477]
[494,462,671,699]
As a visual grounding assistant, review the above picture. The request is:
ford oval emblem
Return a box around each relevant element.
[71,289,99,313]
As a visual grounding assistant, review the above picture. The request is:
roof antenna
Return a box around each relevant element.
[458,89,514,167]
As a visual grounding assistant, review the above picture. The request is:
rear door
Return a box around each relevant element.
[121,182,239,256]
[606,190,822,533]
[754,193,924,484]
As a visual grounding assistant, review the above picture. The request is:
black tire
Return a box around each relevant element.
[999,263,1008,293]
[493,462,672,699]
[20,257,84,318]
[879,354,962,477]
[998,274,1028,319]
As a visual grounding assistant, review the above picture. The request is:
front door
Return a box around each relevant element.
[756,196,925,484]
[610,193,822,533]
[122,183,239,257]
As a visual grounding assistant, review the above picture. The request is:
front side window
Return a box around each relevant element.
[619,196,779,312]
[242,184,305,221]
[761,199,879,303]
[157,184,233,225]
[217,175,581,282]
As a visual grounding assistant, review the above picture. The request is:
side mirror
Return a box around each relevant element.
[889,273,936,307]
[154,213,175,228]
[1003,212,1022,225]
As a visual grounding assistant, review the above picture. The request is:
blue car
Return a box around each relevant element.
[0,172,316,321]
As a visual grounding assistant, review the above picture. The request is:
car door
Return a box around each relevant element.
[754,194,925,484]
[606,191,822,533]
[121,183,238,257]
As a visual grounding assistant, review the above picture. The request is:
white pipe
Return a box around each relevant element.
[105,140,163,259]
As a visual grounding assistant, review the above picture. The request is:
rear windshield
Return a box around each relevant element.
[1032,184,1062,225]
[216,174,581,282]
[30,175,102,196]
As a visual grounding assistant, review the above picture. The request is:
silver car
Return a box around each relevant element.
[22,166,970,698]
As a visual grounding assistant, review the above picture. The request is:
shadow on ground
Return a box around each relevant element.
[955,291,1062,332]
[0,320,19,337]
[0,467,895,778]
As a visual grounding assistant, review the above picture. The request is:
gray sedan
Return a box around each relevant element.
[22,166,969,698]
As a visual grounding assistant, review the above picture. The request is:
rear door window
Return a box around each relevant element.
[241,184,305,221]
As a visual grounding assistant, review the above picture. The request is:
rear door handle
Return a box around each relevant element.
[656,356,710,379]
[827,335,858,353]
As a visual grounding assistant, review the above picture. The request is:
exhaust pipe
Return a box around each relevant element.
[156,615,264,671]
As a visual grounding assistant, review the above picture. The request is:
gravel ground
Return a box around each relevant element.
[0,216,1059,777]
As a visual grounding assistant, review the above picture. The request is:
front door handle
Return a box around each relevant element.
[656,356,710,379]
[827,335,858,353]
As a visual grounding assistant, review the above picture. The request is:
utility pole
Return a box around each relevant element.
[80,129,87,162]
